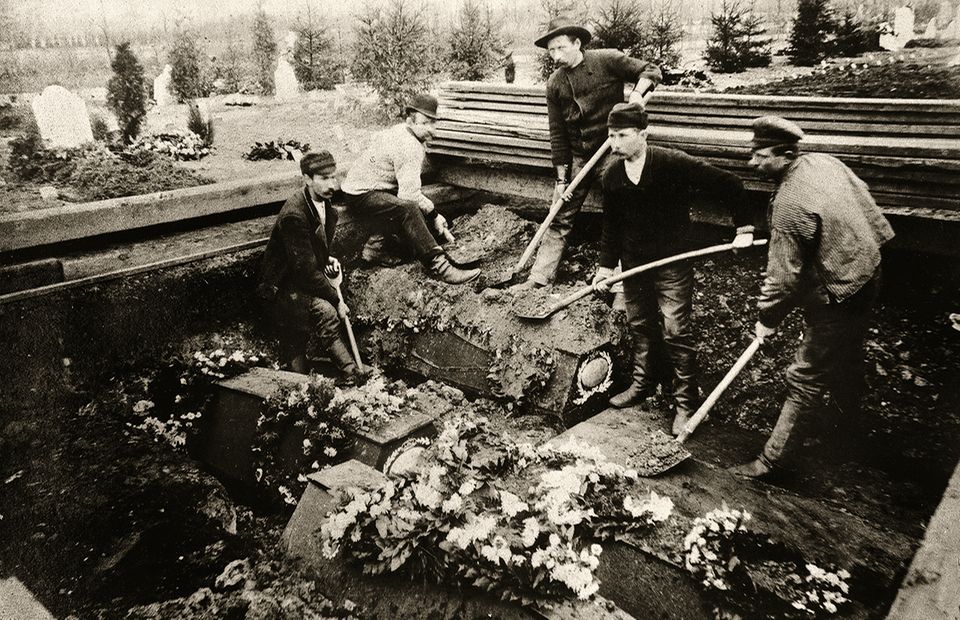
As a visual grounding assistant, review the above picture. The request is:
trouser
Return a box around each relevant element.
[344,191,442,261]
[762,274,879,464]
[622,261,699,414]
[272,291,342,363]
[529,152,609,285]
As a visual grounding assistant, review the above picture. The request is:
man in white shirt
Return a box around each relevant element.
[342,94,479,285]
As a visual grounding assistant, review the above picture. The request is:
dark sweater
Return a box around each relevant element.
[599,146,750,268]
[546,49,662,167]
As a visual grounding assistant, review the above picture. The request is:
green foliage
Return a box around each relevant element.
[293,7,344,91]
[187,102,214,147]
[645,2,684,69]
[213,38,251,94]
[106,42,147,144]
[89,113,112,143]
[252,8,278,95]
[703,0,772,73]
[169,27,212,102]
[832,10,871,57]
[788,0,836,66]
[6,124,74,182]
[592,0,645,55]
[447,0,504,81]
[352,0,435,118]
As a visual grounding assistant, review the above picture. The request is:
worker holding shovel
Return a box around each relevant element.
[729,117,894,479]
[511,16,662,291]
[592,102,756,434]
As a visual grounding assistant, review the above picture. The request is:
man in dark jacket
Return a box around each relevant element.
[593,102,755,434]
[730,117,894,478]
[259,151,362,378]
[513,17,662,290]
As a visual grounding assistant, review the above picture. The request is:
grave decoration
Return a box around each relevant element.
[130,129,211,160]
[243,139,309,161]
[320,413,674,608]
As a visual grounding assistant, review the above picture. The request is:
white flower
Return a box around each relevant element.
[132,399,155,414]
[498,490,527,518]
[324,447,338,457]
[441,493,463,513]
[521,517,540,547]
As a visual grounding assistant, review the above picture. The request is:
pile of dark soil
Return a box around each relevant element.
[723,61,960,98]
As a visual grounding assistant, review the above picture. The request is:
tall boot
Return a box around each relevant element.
[327,338,360,377]
[609,362,655,408]
[362,234,402,267]
[425,254,480,285]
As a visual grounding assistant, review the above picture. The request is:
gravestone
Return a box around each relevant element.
[31,85,94,148]
[895,5,916,44]
[924,18,938,38]
[274,55,300,101]
[153,64,174,106]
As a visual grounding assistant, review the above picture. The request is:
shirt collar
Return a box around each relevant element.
[303,187,326,222]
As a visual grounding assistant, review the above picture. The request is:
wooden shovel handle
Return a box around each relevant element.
[328,268,363,368]
[544,240,768,317]
[513,86,657,274]
[676,337,763,443]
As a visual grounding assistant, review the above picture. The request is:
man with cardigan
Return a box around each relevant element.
[593,102,755,434]
[258,151,364,379]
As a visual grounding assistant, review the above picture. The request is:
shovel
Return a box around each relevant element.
[675,336,763,443]
[489,86,657,289]
[328,266,363,369]
[513,240,768,321]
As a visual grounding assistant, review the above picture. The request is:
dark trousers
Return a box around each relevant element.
[344,191,442,261]
[622,261,699,413]
[763,274,879,463]
[271,291,341,363]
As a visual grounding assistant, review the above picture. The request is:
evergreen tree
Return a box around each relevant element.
[704,0,771,73]
[252,8,277,95]
[447,0,504,81]
[169,27,210,102]
[592,0,646,55]
[646,1,684,69]
[788,0,836,66]
[106,42,147,144]
[293,6,342,90]
[833,9,869,57]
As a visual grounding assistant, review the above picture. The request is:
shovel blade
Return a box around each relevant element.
[626,429,691,477]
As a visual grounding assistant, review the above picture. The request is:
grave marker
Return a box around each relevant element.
[31,85,94,148]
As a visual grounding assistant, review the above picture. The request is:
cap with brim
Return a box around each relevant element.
[751,115,804,150]
[300,150,336,176]
[405,93,438,119]
[608,102,648,129]
[535,16,592,48]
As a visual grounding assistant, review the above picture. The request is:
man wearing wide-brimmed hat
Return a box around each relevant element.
[342,93,480,285]
[512,16,662,290]
[729,116,895,478]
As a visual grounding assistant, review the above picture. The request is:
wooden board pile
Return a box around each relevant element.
[430,81,960,221]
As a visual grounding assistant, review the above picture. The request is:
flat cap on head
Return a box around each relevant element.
[607,101,649,130]
[300,150,336,177]
[406,93,438,119]
[751,116,804,150]
[535,16,592,48]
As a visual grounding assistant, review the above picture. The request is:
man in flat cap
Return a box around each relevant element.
[342,93,479,285]
[512,17,663,290]
[730,116,895,478]
[259,151,366,379]
[594,102,756,433]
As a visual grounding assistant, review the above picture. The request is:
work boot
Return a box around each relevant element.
[509,279,545,292]
[609,382,655,408]
[728,455,776,479]
[425,254,480,285]
[671,408,693,436]
[327,338,362,379]
[361,235,402,267]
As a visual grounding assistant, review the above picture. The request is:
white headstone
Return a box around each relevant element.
[153,64,174,106]
[274,56,300,101]
[31,85,94,148]
[924,19,938,37]
[284,30,298,52]
[894,6,916,45]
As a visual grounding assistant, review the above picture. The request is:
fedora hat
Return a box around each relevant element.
[535,16,592,49]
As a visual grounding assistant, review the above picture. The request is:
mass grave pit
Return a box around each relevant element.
[348,205,626,427]
[195,367,444,490]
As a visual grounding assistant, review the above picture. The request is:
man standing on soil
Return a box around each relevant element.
[341,93,480,285]
[730,116,894,478]
[593,102,756,434]
[258,151,365,379]
[512,16,663,290]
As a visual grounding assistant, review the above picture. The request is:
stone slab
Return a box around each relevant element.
[0,577,55,620]
[352,412,437,470]
[886,457,960,619]
[0,258,64,294]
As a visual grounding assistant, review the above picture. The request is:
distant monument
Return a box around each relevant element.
[31,85,94,148]
[274,32,301,101]
[153,65,174,106]
[924,19,938,38]
[880,6,916,50]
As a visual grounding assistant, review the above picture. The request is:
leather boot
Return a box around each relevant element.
[327,339,360,377]
[425,254,480,285]
[362,235,402,267]
[609,381,655,408]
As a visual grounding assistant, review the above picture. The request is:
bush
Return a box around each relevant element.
[703,0,772,73]
[832,11,871,57]
[6,125,76,182]
[0,101,25,133]
[89,113,112,143]
[187,102,214,147]
[293,7,344,90]
[447,0,505,81]
[592,0,646,55]
[213,39,250,94]
[352,0,435,118]
[788,0,836,66]
[106,42,148,144]
[169,27,212,101]
[252,9,277,95]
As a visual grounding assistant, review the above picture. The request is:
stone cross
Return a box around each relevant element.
[31,85,94,148]
[153,64,174,106]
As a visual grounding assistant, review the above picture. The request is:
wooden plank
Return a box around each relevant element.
[646,103,960,125]
[649,115,960,137]
[433,131,551,152]
[436,120,550,141]
[439,99,549,115]
[428,146,552,169]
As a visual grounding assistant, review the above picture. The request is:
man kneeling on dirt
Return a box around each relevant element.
[593,102,755,435]
[729,117,894,478]
[258,151,365,379]
[341,93,480,285]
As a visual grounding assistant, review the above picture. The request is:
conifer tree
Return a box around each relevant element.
[293,6,342,90]
[447,0,504,81]
[107,41,147,144]
[252,8,277,95]
[704,0,771,73]
[169,27,210,102]
[788,0,836,66]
